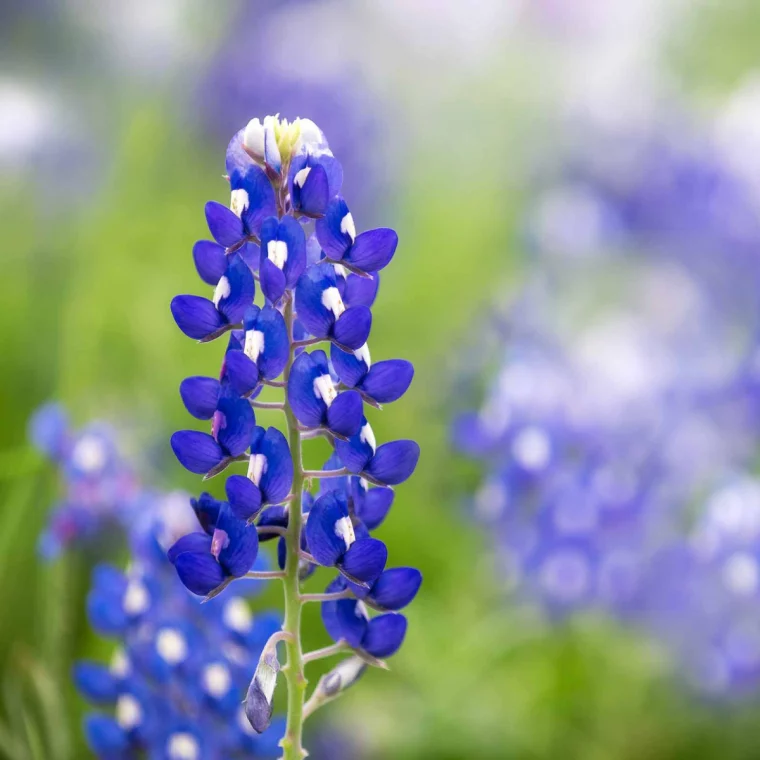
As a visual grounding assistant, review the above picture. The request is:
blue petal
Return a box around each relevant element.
[237,165,277,237]
[222,350,260,396]
[217,255,256,324]
[355,485,394,531]
[260,258,287,304]
[320,576,349,641]
[259,427,293,505]
[287,351,327,428]
[225,475,263,521]
[225,128,250,184]
[179,376,221,420]
[292,158,330,217]
[87,581,128,635]
[28,402,69,458]
[343,271,379,308]
[320,155,344,197]
[317,452,350,499]
[205,201,245,247]
[168,531,213,563]
[238,240,261,273]
[279,215,307,288]
[171,296,225,340]
[84,715,128,756]
[305,491,351,567]
[174,551,226,596]
[326,390,363,437]
[191,493,223,534]
[366,440,420,485]
[330,345,368,388]
[362,614,407,658]
[193,240,227,286]
[333,306,372,350]
[256,306,289,379]
[335,419,376,473]
[316,196,353,259]
[216,503,259,577]
[294,264,337,338]
[339,538,387,584]
[360,360,414,403]
[214,395,256,457]
[334,597,370,648]
[345,228,398,272]
[171,431,224,474]
[73,662,120,703]
[369,568,422,611]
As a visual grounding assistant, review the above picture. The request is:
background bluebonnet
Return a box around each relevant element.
[456,91,760,697]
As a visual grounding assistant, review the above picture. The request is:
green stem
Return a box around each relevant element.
[281,295,307,760]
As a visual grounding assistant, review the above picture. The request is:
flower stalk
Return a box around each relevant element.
[280,295,308,760]
[167,114,422,759]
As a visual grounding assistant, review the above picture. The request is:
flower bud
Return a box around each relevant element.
[244,640,280,733]
[319,656,366,698]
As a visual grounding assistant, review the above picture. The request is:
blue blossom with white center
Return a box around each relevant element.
[168,115,420,756]
[294,263,373,350]
[335,417,420,486]
[316,196,398,273]
[305,490,387,585]
[287,349,364,438]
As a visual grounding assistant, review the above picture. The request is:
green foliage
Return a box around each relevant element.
[5,3,760,752]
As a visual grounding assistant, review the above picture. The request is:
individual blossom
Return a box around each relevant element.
[169,500,259,597]
[294,263,372,350]
[287,349,363,438]
[168,114,420,757]
[305,490,387,585]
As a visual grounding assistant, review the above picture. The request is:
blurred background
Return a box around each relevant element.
[4,0,760,758]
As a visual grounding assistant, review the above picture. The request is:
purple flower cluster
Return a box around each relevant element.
[30,403,141,559]
[169,116,420,740]
[33,404,288,758]
[457,99,760,696]
[77,517,285,759]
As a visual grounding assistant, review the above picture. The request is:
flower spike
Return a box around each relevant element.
[168,115,420,758]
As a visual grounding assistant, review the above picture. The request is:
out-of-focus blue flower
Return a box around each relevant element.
[30,404,142,559]
[65,470,284,758]
[457,91,760,697]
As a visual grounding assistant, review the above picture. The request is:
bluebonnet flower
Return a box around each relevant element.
[29,403,142,559]
[169,114,419,755]
[34,406,288,758]
[77,529,287,759]
[455,88,760,698]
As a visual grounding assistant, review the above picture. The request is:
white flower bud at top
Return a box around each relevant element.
[294,117,331,157]
[243,118,266,159]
